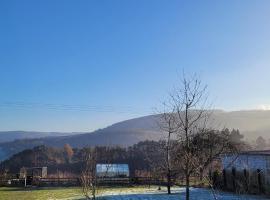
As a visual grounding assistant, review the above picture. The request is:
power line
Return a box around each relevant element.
[0,101,152,115]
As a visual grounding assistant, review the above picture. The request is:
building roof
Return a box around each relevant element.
[239,150,270,156]
[221,150,270,158]
[228,150,270,156]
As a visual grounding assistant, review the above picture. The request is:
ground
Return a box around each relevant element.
[0,186,149,200]
[0,187,82,200]
[0,186,268,200]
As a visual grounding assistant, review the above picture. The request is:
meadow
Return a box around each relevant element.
[0,186,157,200]
[0,186,268,200]
[0,187,83,200]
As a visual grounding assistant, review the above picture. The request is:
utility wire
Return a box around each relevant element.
[0,101,152,115]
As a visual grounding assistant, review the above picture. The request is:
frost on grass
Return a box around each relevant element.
[98,187,269,200]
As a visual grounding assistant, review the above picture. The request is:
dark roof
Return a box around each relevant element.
[239,150,270,156]
[22,167,47,170]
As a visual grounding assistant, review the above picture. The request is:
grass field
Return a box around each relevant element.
[0,187,83,200]
[0,186,153,200]
[0,186,268,200]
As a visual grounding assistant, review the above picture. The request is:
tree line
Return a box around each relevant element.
[0,128,245,177]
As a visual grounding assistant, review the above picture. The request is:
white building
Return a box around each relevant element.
[96,164,129,178]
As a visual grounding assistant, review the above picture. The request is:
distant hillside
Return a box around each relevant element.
[0,131,77,143]
[0,141,160,175]
[1,110,270,161]
[0,145,67,173]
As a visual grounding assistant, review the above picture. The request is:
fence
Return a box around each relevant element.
[213,168,270,195]
[0,176,190,187]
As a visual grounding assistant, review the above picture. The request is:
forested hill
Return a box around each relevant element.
[0,141,158,175]
[1,110,270,161]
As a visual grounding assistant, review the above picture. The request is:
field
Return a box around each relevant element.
[0,186,155,200]
[0,186,269,200]
[0,187,83,200]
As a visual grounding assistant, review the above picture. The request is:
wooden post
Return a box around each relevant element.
[223,169,227,189]
[232,168,236,192]
[257,169,264,194]
[212,170,218,189]
[243,169,249,193]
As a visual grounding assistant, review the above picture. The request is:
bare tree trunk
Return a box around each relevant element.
[199,167,203,182]
[167,170,171,194]
[185,101,190,200]
[166,129,172,194]
[186,173,190,200]
[155,103,177,195]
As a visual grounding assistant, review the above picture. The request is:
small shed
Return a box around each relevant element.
[96,164,129,178]
[19,167,47,179]
[220,150,270,193]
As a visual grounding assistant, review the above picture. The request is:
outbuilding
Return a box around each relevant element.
[220,150,270,193]
[96,164,129,178]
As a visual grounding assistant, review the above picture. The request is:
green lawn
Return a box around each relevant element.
[0,186,154,200]
[0,187,84,200]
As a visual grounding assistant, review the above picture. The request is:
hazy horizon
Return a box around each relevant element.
[0,108,270,133]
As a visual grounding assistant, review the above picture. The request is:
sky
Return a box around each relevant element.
[0,0,270,132]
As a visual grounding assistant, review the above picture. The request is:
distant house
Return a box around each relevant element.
[96,164,129,178]
[220,150,270,193]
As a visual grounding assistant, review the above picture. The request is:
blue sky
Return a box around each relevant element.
[0,0,270,132]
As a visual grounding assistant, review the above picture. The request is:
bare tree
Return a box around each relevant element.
[194,129,239,180]
[80,147,98,200]
[80,147,112,200]
[168,73,211,200]
[155,102,178,194]
[255,136,267,150]
[165,74,245,200]
[145,140,174,191]
[0,168,8,186]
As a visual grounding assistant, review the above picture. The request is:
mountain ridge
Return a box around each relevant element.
[1,110,270,161]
